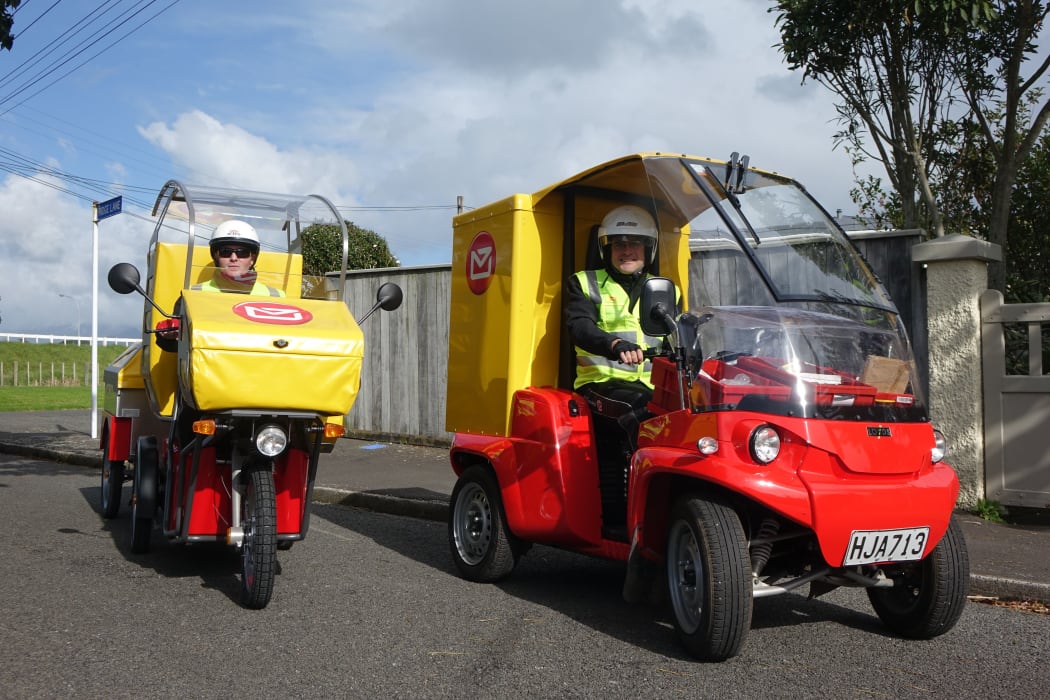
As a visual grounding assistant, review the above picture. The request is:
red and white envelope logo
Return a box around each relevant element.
[467,231,495,295]
[232,301,314,325]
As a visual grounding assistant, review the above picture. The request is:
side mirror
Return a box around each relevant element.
[108,263,143,295]
[358,282,404,323]
[107,262,174,320]
[376,282,403,312]
[640,276,677,337]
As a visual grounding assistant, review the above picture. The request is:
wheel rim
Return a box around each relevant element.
[877,562,927,614]
[667,519,704,634]
[452,481,492,566]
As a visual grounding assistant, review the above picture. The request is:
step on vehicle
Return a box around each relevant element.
[444,153,969,661]
[100,181,402,609]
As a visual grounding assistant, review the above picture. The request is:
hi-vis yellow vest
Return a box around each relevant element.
[192,277,285,297]
[573,269,663,389]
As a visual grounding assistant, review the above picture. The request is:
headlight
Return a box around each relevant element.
[749,425,781,464]
[697,436,718,455]
[931,429,947,463]
[255,425,288,457]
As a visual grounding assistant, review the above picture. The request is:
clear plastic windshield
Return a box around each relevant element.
[149,181,349,301]
[683,306,926,421]
[641,157,896,312]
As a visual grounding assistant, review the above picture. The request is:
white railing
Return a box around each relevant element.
[0,332,139,346]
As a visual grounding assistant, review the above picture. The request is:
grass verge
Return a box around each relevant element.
[0,386,95,411]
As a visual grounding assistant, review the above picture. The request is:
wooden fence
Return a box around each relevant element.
[0,361,95,387]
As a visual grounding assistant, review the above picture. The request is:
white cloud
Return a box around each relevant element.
[1,0,865,337]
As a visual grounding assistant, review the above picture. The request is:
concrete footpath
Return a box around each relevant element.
[2,409,1048,604]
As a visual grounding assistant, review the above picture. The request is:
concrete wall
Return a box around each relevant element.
[913,234,1002,508]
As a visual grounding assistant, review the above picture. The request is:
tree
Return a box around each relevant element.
[772,1,1050,292]
[1,1,21,52]
[772,0,983,236]
[948,1,1050,291]
[298,220,399,296]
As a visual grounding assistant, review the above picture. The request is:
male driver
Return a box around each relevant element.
[193,219,284,297]
[565,204,676,531]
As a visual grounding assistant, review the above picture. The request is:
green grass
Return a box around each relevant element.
[0,341,133,408]
[0,386,97,411]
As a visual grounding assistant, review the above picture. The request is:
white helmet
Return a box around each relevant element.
[597,205,659,265]
[210,219,260,256]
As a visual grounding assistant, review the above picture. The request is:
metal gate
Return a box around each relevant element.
[981,289,1050,508]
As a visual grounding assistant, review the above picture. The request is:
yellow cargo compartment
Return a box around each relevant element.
[179,291,365,415]
[445,153,692,438]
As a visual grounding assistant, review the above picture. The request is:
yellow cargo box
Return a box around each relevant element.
[446,154,692,437]
[179,291,365,415]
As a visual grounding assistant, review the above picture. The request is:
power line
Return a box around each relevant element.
[0,0,181,114]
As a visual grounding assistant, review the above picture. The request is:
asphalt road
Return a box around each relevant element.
[2,453,1047,699]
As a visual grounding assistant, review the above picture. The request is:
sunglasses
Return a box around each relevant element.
[217,247,253,258]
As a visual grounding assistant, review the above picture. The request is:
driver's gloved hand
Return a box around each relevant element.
[608,340,641,360]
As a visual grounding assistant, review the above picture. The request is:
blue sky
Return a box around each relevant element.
[0,0,859,339]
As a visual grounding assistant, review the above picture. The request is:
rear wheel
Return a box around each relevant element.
[867,516,970,638]
[448,465,518,582]
[99,432,124,519]
[241,468,277,609]
[666,495,752,661]
[130,437,158,554]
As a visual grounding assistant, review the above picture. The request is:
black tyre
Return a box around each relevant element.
[665,495,752,662]
[448,465,518,582]
[99,432,124,519]
[131,437,159,554]
[241,468,277,609]
[867,516,970,638]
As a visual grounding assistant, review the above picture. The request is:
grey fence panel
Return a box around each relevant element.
[981,289,1050,508]
[342,264,452,445]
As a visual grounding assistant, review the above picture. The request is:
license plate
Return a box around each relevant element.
[842,527,930,566]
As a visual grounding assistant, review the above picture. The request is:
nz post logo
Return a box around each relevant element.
[232,301,314,325]
[466,231,495,295]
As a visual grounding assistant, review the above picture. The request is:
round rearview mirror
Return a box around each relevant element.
[108,263,142,295]
[376,282,403,312]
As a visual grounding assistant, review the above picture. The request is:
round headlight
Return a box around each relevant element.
[931,429,947,463]
[255,425,288,457]
[697,436,718,455]
[749,425,781,464]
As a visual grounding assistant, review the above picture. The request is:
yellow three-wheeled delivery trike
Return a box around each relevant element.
[100,181,401,608]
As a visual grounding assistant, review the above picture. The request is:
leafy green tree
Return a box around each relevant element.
[298,221,398,295]
[772,0,990,236]
[1,0,20,52]
[773,0,1050,292]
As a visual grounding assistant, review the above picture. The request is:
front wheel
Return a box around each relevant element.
[665,495,752,662]
[240,468,277,609]
[867,516,970,638]
[99,432,124,519]
[448,465,519,582]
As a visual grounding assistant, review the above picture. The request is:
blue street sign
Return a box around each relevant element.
[97,196,123,220]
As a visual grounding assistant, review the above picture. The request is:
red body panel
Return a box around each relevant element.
[103,416,134,462]
[453,384,960,569]
[164,445,310,539]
